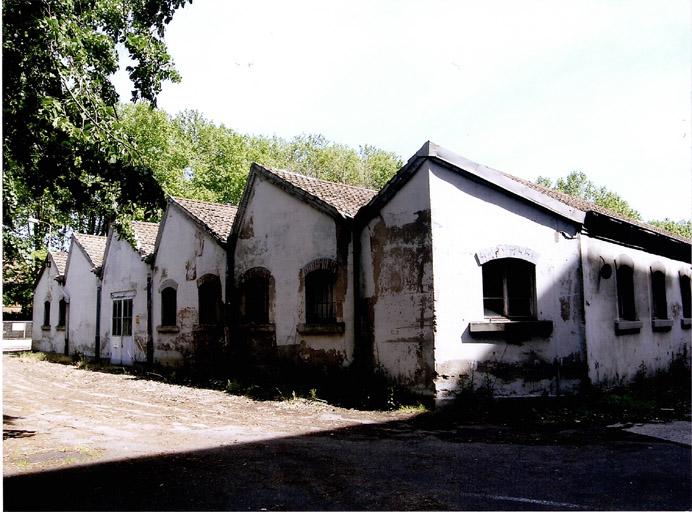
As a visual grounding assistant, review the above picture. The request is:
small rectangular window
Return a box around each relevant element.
[57,299,67,327]
[681,275,691,319]
[43,301,51,327]
[161,287,177,326]
[616,265,637,321]
[651,271,667,320]
[306,270,336,324]
[482,258,536,319]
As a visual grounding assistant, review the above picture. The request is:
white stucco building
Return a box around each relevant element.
[32,250,68,353]
[355,142,691,400]
[99,221,159,365]
[229,164,375,371]
[151,197,236,367]
[63,233,108,357]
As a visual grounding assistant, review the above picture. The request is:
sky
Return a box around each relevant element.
[114,0,692,221]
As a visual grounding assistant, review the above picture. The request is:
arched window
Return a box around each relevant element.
[616,264,636,321]
[482,258,535,319]
[241,268,271,324]
[43,301,51,327]
[680,274,691,319]
[57,299,67,327]
[651,271,667,320]
[198,274,222,325]
[305,269,336,324]
[161,287,177,326]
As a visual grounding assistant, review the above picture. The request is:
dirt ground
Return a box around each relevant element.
[3,354,411,475]
[3,353,691,510]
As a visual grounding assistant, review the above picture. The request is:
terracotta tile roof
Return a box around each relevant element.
[505,174,690,243]
[263,167,377,218]
[73,233,107,268]
[49,250,68,276]
[132,221,159,257]
[172,197,237,243]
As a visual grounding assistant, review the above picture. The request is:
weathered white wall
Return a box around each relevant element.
[581,236,691,385]
[31,262,65,353]
[64,245,100,357]
[234,176,356,366]
[99,232,150,364]
[428,162,586,399]
[359,166,435,394]
[152,205,227,366]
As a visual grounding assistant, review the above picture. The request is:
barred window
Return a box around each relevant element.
[161,287,177,326]
[306,269,336,324]
[482,258,535,319]
[112,298,133,336]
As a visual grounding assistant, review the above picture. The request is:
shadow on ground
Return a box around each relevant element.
[4,412,690,511]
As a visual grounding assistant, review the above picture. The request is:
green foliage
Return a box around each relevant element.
[117,104,403,204]
[538,172,691,239]
[537,171,642,220]
[3,0,189,317]
[648,218,691,240]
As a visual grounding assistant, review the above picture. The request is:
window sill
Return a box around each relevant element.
[651,318,673,332]
[157,325,180,334]
[41,325,51,331]
[469,319,553,339]
[682,318,691,330]
[56,325,65,331]
[297,322,345,335]
[240,323,275,333]
[614,319,642,335]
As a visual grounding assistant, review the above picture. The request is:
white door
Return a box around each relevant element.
[111,298,134,365]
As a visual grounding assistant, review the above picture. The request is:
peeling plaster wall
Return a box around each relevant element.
[360,167,435,395]
[99,234,150,364]
[152,206,227,366]
[64,246,100,357]
[32,262,65,353]
[428,162,586,399]
[234,176,355,367]
[581,236,691,385]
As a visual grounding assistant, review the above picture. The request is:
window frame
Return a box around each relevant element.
[240,268,272,325]
[112,298,133,337]
[650,270,668,320]
[680,274,691,329]
[42,300,51,328]
[57,298,67,328]
[481,258,536,320]
[305,268,337,325]
[197,274,222,326]
[160,287,177,327]
[615,263,637,321]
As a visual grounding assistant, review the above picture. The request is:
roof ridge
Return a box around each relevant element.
[171,196,236,208]
[264,166,377,193]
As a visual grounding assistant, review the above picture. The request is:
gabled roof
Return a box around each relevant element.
[171,197,237,244]
[72,233,107,269]
[359,141,690,262]
[132,221,159,257]
[261,166,377,218]
[48,250,68,277]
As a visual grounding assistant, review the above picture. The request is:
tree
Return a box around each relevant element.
[3,0,190,315]
[537,172,691,240]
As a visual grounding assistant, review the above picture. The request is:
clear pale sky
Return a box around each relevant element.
[115,0,692,221]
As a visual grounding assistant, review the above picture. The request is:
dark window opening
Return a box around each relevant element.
[243,275,269,324]
[58,299,66,327]
[306,269,336,324]
[681,275,691,319]
[43,301,51,327]
[616,264,637,321]
[112,298,133,336]
[161,287,177,326]
[651,271,667,320]
[482,258,535,319]
[198,276,222,325]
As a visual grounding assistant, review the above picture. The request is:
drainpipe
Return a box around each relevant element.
[95,284,102,360]
[64,298,70,356]
[146,274,153,366]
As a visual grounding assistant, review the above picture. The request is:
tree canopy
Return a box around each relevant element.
[536,171,690,239]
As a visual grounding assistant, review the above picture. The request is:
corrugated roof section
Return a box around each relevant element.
[263,167,377,218]
[73,233,108,268]
[132,221,159,257]
[172,197,237,243]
